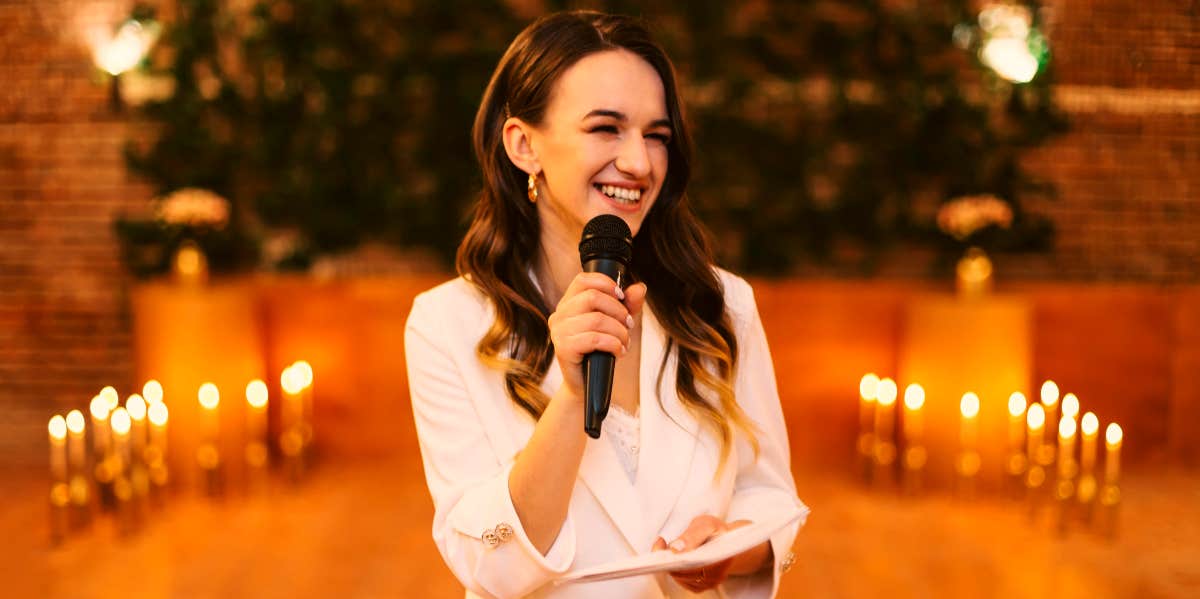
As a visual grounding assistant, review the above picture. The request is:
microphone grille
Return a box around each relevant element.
[579,215,633,265]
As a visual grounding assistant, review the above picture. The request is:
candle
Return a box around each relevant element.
[142,379,164,405]
[1061,393,1079,422]
[110,408,131,472]
[280,365,305,457]
[126,395,147,465]
[858,373,879,461]
[1039,381,1059,466]
[1025,402,1046,493]
[1057,416,1077,479]
[197,383,221,471]
[1007,392,1027,479]
[89,394,111,464]
[958,392,981,477]
[294,360,315,448]
[873,378,898,466]
[1104,423,1122,486]
[65,410,86,476]
[245,379,269,468]
[147,401,169,487]
[99,386,120,412]
[902,383,925,447]
[49,415,68,483]
[1080,412,1099,475]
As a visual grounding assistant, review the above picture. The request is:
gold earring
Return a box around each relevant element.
[527,172,539,203]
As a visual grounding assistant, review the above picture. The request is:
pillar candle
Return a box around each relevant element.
[858,373,879,458]
[1080,412,1099,475]
[49,415,68,483]
[1104,423,1122,486]
[65,410,87,477]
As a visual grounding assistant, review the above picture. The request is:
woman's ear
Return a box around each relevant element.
[501,117,541,176]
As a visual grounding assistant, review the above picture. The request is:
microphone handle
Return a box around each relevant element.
[581,258,626,439]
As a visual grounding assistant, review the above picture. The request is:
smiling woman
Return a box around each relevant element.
[405,11,807,598]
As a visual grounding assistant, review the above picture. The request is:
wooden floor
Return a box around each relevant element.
[10,454,1200,598]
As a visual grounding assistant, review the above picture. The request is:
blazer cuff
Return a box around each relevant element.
[446,464,576,597]
[722,492,809,599]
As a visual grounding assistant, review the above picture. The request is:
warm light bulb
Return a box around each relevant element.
[960,392,980,419]
[1061,393,1079,419]
[859,373,880,401]
[49,415,67,440]
[1106,423,1123,447]
[293,361,314,388]
[198,383,220,410]
[281,366,304,395]
[126,395,147,421]
[1081,412,1099,436]
[148,401,169,426]
[66,410,86,434]
[1040,380,1059,406]
[89,395,110,420]
[1059,416,1076,439]
[92,19,159,76]
[1008,392,1027,417]
[111,408,131,435]
[246,379,269,409]
[980,37,1039,83]
[876,378,898,406]
[1027,403,1045,430]
[143,379,164,404]
[903,384,925,410]
[100,386,120,411]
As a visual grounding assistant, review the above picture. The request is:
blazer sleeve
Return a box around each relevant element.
[720,277,809,599]
[405,290,576,599]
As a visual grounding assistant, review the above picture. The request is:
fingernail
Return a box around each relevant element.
[615,285,625,300]
[621,344,628,355]
[625,314,635,329]
[669,540,685,552]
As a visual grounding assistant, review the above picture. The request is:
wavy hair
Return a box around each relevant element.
[456,10,758,465]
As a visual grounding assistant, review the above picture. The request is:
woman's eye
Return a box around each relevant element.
[589,125,619,135]
[647,133,671,144]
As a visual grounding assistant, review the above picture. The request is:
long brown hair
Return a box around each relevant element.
[456,11,757,464]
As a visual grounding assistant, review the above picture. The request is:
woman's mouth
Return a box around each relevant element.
[594,183,642,206]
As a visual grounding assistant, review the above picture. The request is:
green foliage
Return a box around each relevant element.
[124,0,1065,276]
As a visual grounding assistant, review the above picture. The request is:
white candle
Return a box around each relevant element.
[294,361,315,448]
[873,378,898,466]
[1104,423,1123,486]
[1080,412,1099,476]
[49,415,67,483]
[142,379,164,405]
[1057,416,1077,479]
[147,401,169,466]
[1039,381,1059,465]
[126,395,147,466]
[280,366,305,457]
[198,383,221,470]
[245,379,269,467]
[65,410,86,477]
[858,373,879,458]
[110,408,131,474]
[89,394,111,465]
[1026,403,1045,473]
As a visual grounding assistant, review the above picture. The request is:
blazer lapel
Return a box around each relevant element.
[634,302,700,544]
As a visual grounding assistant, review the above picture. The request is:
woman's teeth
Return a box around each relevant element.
[597,184,641,203]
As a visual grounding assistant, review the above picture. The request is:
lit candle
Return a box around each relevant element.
[1061,393,1079,422]
[89,394,111,465]
[146,401,169,486]
[901,383,926,491]
[197,383,221,472]
[49,415,68,483]
[143,379,164,405]
[1007,392,1027,479]
[873,377,898,467]
[126,395,147,466]
[1104,423,1122,486]
[858,373,879,462]
[1057,416,1077,480]
[111,408,131,469]
[245,379,269,468]
[958,392,981,479]
[280,365,305,457]
[1025,402,1046,495]
[1080,412,1099,476]
[1039,381,1059,466]
[65,410,86,476]
[100,386,120,413]
[294,360,315,449]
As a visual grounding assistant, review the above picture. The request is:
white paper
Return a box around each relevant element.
[554,505,807,585]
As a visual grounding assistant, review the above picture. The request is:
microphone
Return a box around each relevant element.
[578,214,633,439]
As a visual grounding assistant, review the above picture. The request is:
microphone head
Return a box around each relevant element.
[579,215,633,267]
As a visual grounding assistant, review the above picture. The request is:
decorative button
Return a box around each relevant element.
[495,522,514,542]
[482,528,500,548]
[779,551,796,574]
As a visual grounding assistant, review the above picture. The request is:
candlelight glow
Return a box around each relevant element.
[246,379,269,409]
[100,386,120,411]
[859,373,880,401]
[903,384,925,410]
[1062,393,1079,419]
[126,394,147,421]
[960,392,980,419]
[198,383,220,410]
[876,378,898,406]
[281,366,305,395]
[143,380,164,404]
[111,408,131,435]
[1027,403,1045,429]
[1106,423,1123,447]
[49,415,67,440]
[1040,380,1059,406]
[293,361,314,388]
[1008,392,1026,417]
[89,395,110,420]
[148,401,169,426]
[66,410,85,434]
[91,19,161,76]
[1082,412,1099,436]
[1059,416,1077,439]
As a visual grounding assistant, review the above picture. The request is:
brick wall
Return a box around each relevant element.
[1,0,1197,466]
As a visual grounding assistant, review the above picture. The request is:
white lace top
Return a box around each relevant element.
[603,404,640,483]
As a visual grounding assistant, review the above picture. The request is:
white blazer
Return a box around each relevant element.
[405,269,808,599]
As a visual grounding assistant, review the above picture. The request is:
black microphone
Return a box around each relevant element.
[578,214,633,439]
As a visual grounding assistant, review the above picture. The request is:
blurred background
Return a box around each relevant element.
[3,0,1198,597]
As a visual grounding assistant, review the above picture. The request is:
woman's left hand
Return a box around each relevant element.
[652,515,753,593]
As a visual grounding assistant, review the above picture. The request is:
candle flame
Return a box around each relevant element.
[1062,393,1079,419]
[1081,412,1099,436]
[859,373,880,402]
[1040,380,1059,406]
[876,378,898,406]
[293,360,314,388]
[143,379,164,404]
[111,407,131,435]
[1008,392,1027,417]
[66,410,86,434]
[126,395,147,420]
[100,386,120,411]
[960,392,980,419]
[49,415,67,440]
[281,366,305,395]
[1106,423,1123,447]
[148,401,169,426]
[198,383,220,410]
[246,379,269,408]
[1058,416,1076,439]
[1027,403,1045,429]
[89,395,110,420]
[903,384,925,410]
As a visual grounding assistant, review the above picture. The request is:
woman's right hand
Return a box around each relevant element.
[547,272,646,398]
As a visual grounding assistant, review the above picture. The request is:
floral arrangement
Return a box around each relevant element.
[936,194,1014,241]
[155,188,230,229]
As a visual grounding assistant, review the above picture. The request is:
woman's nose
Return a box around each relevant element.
[615,136,652,179]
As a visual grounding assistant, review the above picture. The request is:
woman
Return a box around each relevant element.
[405,11,807,598]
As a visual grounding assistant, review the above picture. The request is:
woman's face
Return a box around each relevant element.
[531,49,672,241]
